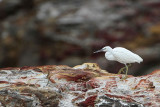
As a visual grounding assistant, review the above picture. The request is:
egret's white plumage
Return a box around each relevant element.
[94,46,143,78]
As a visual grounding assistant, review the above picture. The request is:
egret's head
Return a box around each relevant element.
[94,46,111,53]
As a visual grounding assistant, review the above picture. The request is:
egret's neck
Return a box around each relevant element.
[107,47,113,53]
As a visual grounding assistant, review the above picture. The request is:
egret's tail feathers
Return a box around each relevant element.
[134,54,143,63]
[137,57,143,63]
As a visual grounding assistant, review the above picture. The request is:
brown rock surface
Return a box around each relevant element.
[0,63,160,107]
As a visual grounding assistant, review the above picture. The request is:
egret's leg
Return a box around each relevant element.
[127,63,131,68]
[123,64,129,79]
[118,66,126,74]
[118,64,131,75]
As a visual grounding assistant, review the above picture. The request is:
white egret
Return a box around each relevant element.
[94,46,143,78]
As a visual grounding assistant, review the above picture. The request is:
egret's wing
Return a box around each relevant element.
[113,47,143,64]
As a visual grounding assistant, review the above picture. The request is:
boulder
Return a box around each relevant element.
[0,63,160,107]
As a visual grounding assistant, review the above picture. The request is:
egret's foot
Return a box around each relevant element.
[121,75,128,80]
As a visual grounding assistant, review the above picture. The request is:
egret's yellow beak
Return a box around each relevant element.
[93,49,104,53]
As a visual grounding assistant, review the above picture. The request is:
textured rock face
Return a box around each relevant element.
[0,63,160,107]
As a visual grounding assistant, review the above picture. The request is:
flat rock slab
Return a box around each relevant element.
[0,63,160,107]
